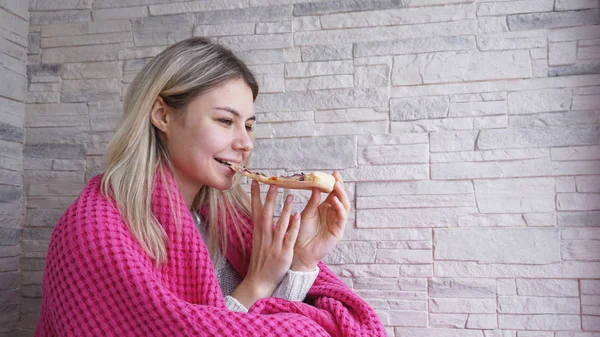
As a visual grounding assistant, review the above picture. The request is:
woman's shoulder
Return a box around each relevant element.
[47,174,153,276]
[56,174,126,233]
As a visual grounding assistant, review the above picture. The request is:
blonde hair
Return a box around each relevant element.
[101,37,259,264]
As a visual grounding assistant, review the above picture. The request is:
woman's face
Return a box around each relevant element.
[153,78,255,200]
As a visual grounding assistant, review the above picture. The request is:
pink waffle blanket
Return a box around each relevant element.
[34,169,386,336]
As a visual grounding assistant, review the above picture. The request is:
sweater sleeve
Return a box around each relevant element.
[225,296,248,313]
[272,267,319,302]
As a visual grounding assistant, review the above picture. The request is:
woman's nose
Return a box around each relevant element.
[234,129,254,152]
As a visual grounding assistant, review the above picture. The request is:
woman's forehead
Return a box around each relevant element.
[188,79,255,118]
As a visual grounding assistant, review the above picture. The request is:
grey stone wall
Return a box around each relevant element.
[0,1,28,336]
[12,0,600,336]
[0,1,29,336]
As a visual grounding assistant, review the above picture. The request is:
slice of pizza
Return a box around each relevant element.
[215,159,336,193]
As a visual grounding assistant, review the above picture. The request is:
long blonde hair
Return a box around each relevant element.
[101,37,259,264]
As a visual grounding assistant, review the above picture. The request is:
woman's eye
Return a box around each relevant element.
[246,125,254,132]
[219,119,233,126]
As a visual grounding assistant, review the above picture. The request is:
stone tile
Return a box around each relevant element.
[357,207,476,228]
[508,88,572,114]
[435,260,600,278]
[478,126,600,149]
[550,60,600,77]
[562,239,600,260]
[295,20,476,46]
[41,32,131,48]
[315,107,387,123]
[558,211,600,227]
[395,328,484,337]
[556,0,599,10]
[477,30,546,51]
[41,43,125,63]
[477,0,553,16]
[218,33,291,51]
[320,3,474,28]
[499,314,580,330]
[255,88,387,112]
[194,23,255,37]
[358,143,428,165]
[429,313,468,328]
[41,19,130,37]
[0,9,29,38]
[0,67,26,101]
[92,0,188,9]
[301,44,352,62]
[23,144,85,160]
[148,0,245,16]
[430,298,496,313]
[250,135,355,170]
[558,193,600,211]
[132,14,192,47]
[194,5,291,24]
[391,97,449,121]
[466,314,497,329]
[549,41,577,66]
[508,9,600,31]
[256,21,291,34]
[285,60,353,78]
[434,228,560,264]
[376,249,432,264]
[92,6,149,21]
[293,0,407,16]
[498,296,580,314]
[324,242,377,264]
[30,10,91,26]
[474,178,555,213]
[0,122,24,143]
[358,193,473,209]
[285,75,353,92]
[429,278,496,298]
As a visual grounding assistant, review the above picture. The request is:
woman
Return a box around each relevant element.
[35,37,386,336]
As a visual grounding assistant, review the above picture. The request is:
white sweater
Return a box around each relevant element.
[192,211,319,312]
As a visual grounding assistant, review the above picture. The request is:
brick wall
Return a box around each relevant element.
[0,1,28,336]
[17,0,600,336]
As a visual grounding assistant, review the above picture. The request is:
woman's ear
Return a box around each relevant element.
[150,96,169,133]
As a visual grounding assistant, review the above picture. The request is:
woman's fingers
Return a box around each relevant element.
[274,193,294,244]
[329,195,348,235]
[283,213,301,251]
[250,180,262,225]
[334,180,351,213]
[324,172,350,213]
[260,184,278,239]
[333,171,344,184]
[302,188,321,217]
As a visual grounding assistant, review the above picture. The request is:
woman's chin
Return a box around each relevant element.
[210,179,235,191]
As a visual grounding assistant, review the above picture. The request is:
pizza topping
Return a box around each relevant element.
[279,173,305,181]
[216,159,305,181]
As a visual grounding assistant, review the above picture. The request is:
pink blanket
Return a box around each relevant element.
[35,169,386,336]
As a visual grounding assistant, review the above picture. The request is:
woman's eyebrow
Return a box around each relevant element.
[214,106,256,122]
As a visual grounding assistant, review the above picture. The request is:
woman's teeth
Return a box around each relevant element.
[215,159,232,167]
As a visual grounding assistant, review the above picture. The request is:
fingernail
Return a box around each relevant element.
[285,194,293,204]
[268,184,276,193]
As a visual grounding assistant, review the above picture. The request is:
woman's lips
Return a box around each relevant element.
[215,158,235,173]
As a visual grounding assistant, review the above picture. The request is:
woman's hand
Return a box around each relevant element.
[290,171,351,272]
[232,180,300,309]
